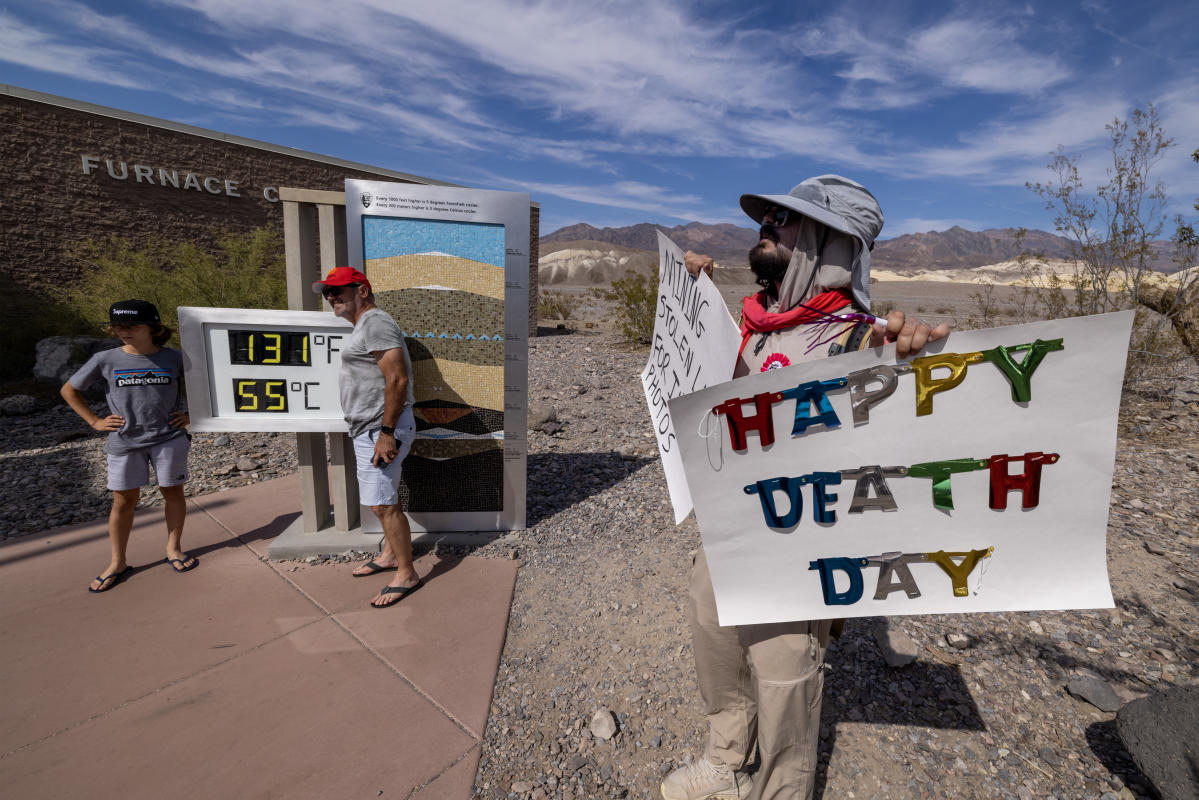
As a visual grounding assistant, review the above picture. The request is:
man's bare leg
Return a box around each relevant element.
[369,503,419,606]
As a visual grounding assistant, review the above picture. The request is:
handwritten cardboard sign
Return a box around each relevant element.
[668,312,1133,625]
[642,231,742,523]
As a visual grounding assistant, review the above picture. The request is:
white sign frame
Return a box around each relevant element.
[179,306,353,432]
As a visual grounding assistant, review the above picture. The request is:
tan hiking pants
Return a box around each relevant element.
[688,548,832,800]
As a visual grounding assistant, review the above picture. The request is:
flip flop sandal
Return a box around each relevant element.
[370,579,424,609]
[353,560,397,577]
[88,565,133,593]
[165,556,198,573]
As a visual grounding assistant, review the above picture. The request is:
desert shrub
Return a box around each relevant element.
[871,299,895,318]
[60,227,286,345]
[1027,106,1198,382]
[967,280,1002,328]
[590,263,657,344]
[538,289,583,321]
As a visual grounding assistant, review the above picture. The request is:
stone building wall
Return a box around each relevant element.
[0,89,539,344]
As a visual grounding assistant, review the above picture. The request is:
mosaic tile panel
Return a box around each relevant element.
[363,215,506,514]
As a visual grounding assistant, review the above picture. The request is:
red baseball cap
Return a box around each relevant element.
[312,266,371,294]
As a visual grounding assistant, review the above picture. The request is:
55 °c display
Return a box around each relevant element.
[228,330,311,366]
[232,379,289,413]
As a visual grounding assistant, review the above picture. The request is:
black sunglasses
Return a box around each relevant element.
[322,283,358,299]
[761,206,791,228]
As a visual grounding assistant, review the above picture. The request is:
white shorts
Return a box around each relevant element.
[352,407,416,507]
[106,434,190,492]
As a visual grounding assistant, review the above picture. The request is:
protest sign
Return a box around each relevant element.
[669,312,1134,625]
[642,231,742,523]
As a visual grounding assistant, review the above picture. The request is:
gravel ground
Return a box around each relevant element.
[2,329,1196,800]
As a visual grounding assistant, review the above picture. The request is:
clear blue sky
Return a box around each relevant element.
[3,0,1196,239]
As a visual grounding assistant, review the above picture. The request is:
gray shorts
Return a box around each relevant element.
[353,407,416,507]
[106,434,190,491]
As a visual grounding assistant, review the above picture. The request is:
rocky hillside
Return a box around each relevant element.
[542,222,757,266]
[539,222,1176,284]
[872,227,1075,270]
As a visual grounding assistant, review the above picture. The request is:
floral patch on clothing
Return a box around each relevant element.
[761,353,791,371]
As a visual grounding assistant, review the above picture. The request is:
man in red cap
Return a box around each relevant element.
[312,267,420,608]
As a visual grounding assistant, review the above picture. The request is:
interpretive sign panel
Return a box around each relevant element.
[345,180,529,531]
[179,306,352,432]
[669,312,1133,625]
[642,231,741,523]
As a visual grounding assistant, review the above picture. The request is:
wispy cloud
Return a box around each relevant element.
[0,11,145,89]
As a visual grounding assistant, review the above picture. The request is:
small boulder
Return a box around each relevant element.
[589,708,618,740]
[34,336,120,385]
[528,402,557,429]
[0,394,38,415]
[1117,685,1199,800]
[945,632,971,650]
[873,622,918,667]
[1066,674,1122,712]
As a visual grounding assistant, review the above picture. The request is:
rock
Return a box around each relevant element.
[1065,675,1122,712]
[34,336,120,384]
[541,421,564,435]
[510,780,533,793]
[1174,579,1199,596]
[214,435,232,446]
[589,708,618,740]
[618,446,638,461]
[1143,540,1166,555]
[213,464,237,476]
[873,622,918,667]
[236,457,261,471]
[945,632,971,649]
[528,402,557,428]
[0,395,37,415]
[1117,685,1199,800]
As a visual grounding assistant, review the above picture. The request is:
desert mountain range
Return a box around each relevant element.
[539,222,1174,285]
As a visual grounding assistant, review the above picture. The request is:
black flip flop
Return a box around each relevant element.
[370,579,424,609]
[88,565,132,593]
[165,556,198,573]
[353,560,397,578]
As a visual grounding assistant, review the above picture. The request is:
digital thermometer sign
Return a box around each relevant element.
[179,307,354,432]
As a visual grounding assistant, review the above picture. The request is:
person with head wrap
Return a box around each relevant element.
[661,176,949,800]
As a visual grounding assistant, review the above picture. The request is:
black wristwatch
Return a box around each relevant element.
[380,425,395,435]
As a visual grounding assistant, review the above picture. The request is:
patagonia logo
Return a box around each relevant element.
[114,369,173,387]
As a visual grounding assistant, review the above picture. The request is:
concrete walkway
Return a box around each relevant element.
[0,473,518,799]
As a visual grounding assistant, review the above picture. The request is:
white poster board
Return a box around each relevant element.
[642,231,742,523]
[669,312,1133,625]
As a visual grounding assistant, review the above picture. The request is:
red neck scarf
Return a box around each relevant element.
[741,287,854,333]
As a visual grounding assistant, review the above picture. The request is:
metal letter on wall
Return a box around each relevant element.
[345,180,529,532]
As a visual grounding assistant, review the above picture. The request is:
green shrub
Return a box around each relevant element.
[59,227,286,345]
[538,289,583,321]
[590,264,657,344]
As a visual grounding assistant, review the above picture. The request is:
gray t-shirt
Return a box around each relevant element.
[69,347,188,454]
[340,308,415,438]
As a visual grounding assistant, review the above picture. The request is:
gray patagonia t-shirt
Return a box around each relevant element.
[340,308,415,438]
[69,346,188,454]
